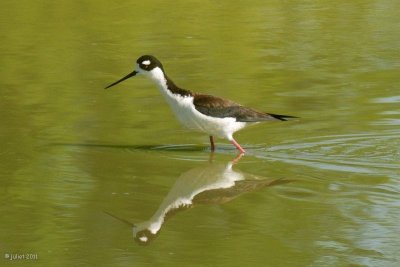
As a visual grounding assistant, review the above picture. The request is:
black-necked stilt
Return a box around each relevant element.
[105,55,297,154]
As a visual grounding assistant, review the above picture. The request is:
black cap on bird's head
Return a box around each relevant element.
[104,55,163,89]
[136,55,164,72]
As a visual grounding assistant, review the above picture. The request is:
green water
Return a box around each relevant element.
[1,1,400,266]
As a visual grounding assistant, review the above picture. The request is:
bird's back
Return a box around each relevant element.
[193,93,292,122]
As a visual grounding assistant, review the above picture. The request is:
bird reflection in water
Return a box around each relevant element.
[105,154,291,245]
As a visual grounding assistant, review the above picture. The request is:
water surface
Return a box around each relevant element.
[1,1,399,266]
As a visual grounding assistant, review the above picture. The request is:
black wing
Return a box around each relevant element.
[193,94,296,122]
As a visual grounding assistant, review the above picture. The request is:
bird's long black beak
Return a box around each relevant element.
[105,70,138,89]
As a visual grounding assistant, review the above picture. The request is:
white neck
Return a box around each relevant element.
[143,67,169,93]
[142,67,190,105]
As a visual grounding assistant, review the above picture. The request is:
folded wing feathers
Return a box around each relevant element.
[193,94,297,122]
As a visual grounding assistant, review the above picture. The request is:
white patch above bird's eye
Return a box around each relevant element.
[139,236,148,242]
[142,60,151,65]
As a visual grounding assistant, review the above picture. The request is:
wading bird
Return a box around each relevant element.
[105,55,297,153]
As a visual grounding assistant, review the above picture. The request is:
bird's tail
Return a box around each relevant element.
[268,113,299,121]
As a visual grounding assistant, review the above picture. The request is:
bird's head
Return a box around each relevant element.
[136,55,164,73]
[105,55,164,89]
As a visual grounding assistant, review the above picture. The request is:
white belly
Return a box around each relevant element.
[165,95,247,139]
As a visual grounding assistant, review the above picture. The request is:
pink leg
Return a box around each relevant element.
[209,136,215,151]
[231,138,246,154]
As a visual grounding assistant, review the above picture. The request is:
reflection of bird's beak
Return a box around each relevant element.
[104,70,138,89]
[103,210,136,227]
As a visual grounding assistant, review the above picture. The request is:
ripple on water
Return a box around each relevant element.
[372,95,400,103]
[252,130,400,177]
[123,143,209,162]
[121,131,399,178]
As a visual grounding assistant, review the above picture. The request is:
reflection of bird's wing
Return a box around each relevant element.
[193,178,292,204]
[193,94,296,122]
[153,163,243,212]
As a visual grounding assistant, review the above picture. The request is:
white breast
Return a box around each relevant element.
[144,67,248,140]
[168,95,247,139]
